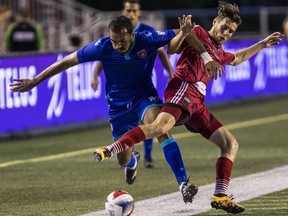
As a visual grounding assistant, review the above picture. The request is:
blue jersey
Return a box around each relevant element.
[134,22,155,33]
[77,30,175,107]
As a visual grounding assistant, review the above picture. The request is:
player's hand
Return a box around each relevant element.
[262,32,284,48]
[204,61,224,80]
[91,77,99,91]
[178,15,195,36]
[10,79,36,92]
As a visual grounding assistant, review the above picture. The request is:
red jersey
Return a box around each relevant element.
[174,25,235,86]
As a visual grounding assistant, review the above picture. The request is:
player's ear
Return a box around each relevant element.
[131,32,135,38]
[212,18,218,26]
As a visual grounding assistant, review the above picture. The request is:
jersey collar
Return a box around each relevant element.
[124,35,136,60]
[133,22,141,32]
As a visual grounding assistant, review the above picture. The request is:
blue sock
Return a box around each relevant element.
[143,138,153,158]
[125,152,136,168]
[160,138,187,185]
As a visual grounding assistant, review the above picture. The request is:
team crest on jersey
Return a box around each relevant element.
[137,49,147,58]
[156,31,165,35]
[182,96,191,107]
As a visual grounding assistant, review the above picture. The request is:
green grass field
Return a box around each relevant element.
[1,96,288,216]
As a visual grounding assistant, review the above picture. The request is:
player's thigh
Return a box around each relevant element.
[137,95,162,124]
[185,106,222,139]
[142,106,161,124]
[109,109,139,140]
[142,106,173,142]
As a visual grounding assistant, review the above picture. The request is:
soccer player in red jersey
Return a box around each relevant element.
[94,1,283,213]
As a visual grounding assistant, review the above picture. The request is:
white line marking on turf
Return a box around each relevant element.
[81,165,288,216]
[0,148,96,168]
[1,113,288,169]
[172,113,288,140]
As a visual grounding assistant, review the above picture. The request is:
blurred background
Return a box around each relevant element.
[0,0,287,53]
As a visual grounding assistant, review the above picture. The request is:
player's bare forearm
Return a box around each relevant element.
[10,52,79,92]
[34,52,78,84]
[168,15,194,54]
[230,41,264,66]
[157,48,174,78]
[184,32,207,54]
[231,32,283,66]
[168,30,189,54]
[91,61,103,91]
[94,61,103,78]
[184,32,224,79]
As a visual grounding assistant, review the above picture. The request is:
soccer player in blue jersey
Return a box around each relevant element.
[10,15,220,203]
[91,0,174,168]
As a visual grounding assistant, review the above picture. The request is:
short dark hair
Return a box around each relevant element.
[69,35,81,47]
[216,1,242,25]
[109,15,134,34]
[122,0,141,9]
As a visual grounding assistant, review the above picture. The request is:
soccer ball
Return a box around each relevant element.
[105,190,134,216]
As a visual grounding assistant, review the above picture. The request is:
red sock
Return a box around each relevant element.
[107,126,146,156]
[119,126,146,147]
[214,157,233,196]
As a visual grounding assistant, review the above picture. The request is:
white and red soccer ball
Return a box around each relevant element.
[105,190,134,216]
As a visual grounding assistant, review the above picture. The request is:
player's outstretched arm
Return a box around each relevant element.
[10,52,80,92]
[157,48,174,80]
[230,32,284,66]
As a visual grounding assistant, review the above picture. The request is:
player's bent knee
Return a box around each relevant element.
[226,138,239,155]
[231,139,239,152]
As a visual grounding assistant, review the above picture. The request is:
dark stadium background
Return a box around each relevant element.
[76,0,288,37]
[76,0,288,10]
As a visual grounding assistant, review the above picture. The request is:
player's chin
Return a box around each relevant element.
[116,49,127,54]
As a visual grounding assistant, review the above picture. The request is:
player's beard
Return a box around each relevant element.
[117,37,134,54]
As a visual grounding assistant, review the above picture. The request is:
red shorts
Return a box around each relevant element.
[161,77,222,139]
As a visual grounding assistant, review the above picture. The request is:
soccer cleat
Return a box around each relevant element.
[179,178,198,204]
[144,157,154,168]
[125,151,140,185]
[94,148,111,162]
[211,194,245,214]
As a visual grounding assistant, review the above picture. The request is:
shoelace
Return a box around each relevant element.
[182,177,191,195]
[225,194,239,207]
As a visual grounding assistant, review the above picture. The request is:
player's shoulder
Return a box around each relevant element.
[193,25,210,40]
[136,22,155,33]
[93,36,111,47]
[193,25,207,34]
[135,30,168,40]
